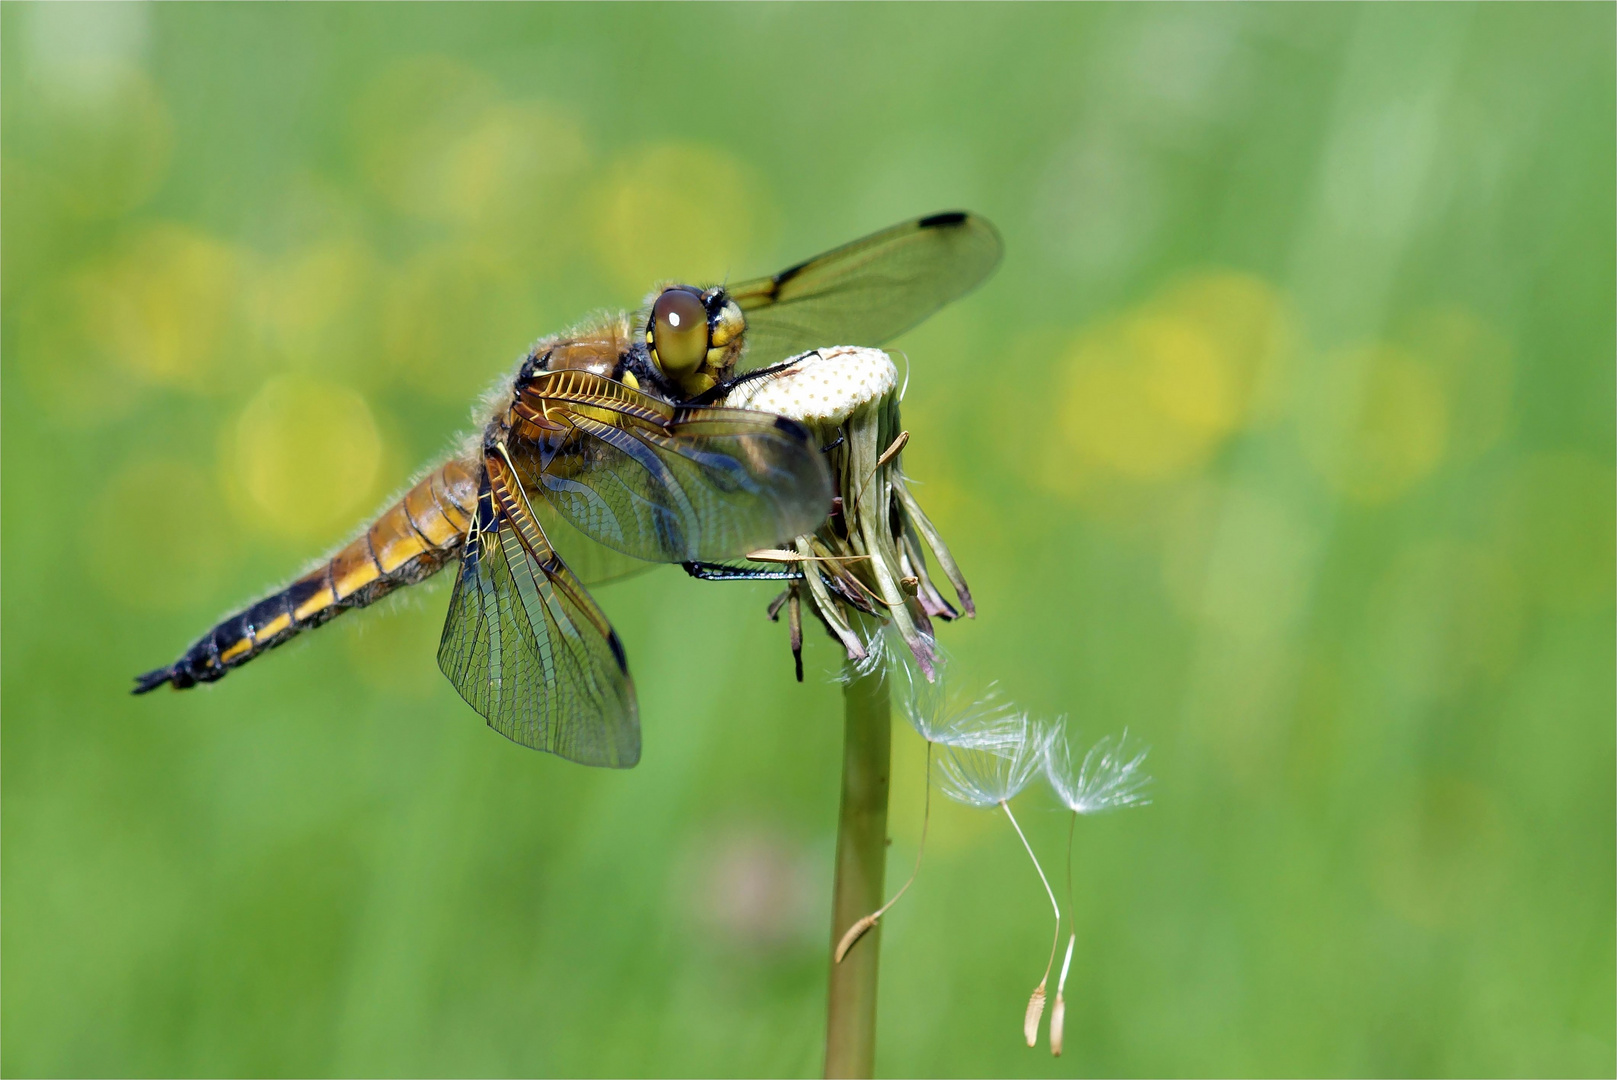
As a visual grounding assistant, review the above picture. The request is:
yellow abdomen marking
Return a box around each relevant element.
[219,637,253,664]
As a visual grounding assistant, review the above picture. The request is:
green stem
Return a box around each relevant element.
[824,660,892,1079]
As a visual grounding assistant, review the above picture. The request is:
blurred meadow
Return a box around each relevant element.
[2,3,1613,1076]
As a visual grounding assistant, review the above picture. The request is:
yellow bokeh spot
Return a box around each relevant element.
[1147,270,1296,424]
[1141,316,1241,437]
[1053,270,1294,495]
[351,56,587,225]
[74,223,243,388]
[381,244,539,401]
[18,64,174,218]
[87,459,236,610]
[246,239,381,377]
[443,101,589,223]
[1298,343,1448,504]
[592,143,773,293]
[1060,314,1240,482]
[228,375,383,541]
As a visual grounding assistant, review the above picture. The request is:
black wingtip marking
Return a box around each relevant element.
[772,414,812,439]
[131,667,174,695]
[917,210,969,229]
[770,258,811,293]
[607,628,629,674]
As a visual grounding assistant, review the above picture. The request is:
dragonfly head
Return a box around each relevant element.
[645,285,745,397]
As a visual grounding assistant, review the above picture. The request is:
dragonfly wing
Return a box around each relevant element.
[511,370,833,564]
[438,454,639,768]
[726,211,1003,369]
[534,498,657,587]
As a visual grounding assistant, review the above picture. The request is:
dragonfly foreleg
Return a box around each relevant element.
[682,561,804,582]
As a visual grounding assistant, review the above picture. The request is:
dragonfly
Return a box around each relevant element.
[132,211,1003,767]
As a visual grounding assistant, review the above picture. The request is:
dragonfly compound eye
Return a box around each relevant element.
[648,287,709,377]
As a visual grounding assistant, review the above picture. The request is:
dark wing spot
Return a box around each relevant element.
[918,211,968,228]
[770,259,812,293]
[772,416,812,440]
[606,628,629,674]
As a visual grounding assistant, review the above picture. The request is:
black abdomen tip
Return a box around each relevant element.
[132,667,175,694]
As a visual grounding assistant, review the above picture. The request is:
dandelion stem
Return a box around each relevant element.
[824,657,891,1079]
[835,742,932,964]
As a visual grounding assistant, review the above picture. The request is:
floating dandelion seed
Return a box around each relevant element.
[834,651,1023,964]
[897,650,1025,752]
[1051,934,1074,1057]
[1045,727,1153,817]
[934,710,1048,807]
[1043,726,1152,1057]
[936,714,1064,1048]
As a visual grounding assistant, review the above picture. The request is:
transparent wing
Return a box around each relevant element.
[438,455,639,768]
[534,499,657,587]
[725,211,1003,369]
[510,370,833,564]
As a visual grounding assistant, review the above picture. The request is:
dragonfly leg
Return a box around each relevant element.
[682,561,803,582]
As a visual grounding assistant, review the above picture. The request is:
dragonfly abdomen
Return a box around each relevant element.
[132,457,480,693]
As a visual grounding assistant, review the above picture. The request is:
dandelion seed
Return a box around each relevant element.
[1024,983,1046,1048]
[935,713,1048,807]
[1044,727,1153,816]
[1044,726,1152,1057]
[937,715,1063,1047]
[836,643,1017,963]
[1050,933,1074,1057]
[893,645,1022,752]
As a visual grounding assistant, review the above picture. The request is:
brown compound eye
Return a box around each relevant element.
[648,288,709,377]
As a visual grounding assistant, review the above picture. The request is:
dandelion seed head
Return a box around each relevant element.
[726,347,969,683]
[1044,727,1153,815]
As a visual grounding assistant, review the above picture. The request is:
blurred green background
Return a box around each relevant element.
[3,3,1613,1076]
